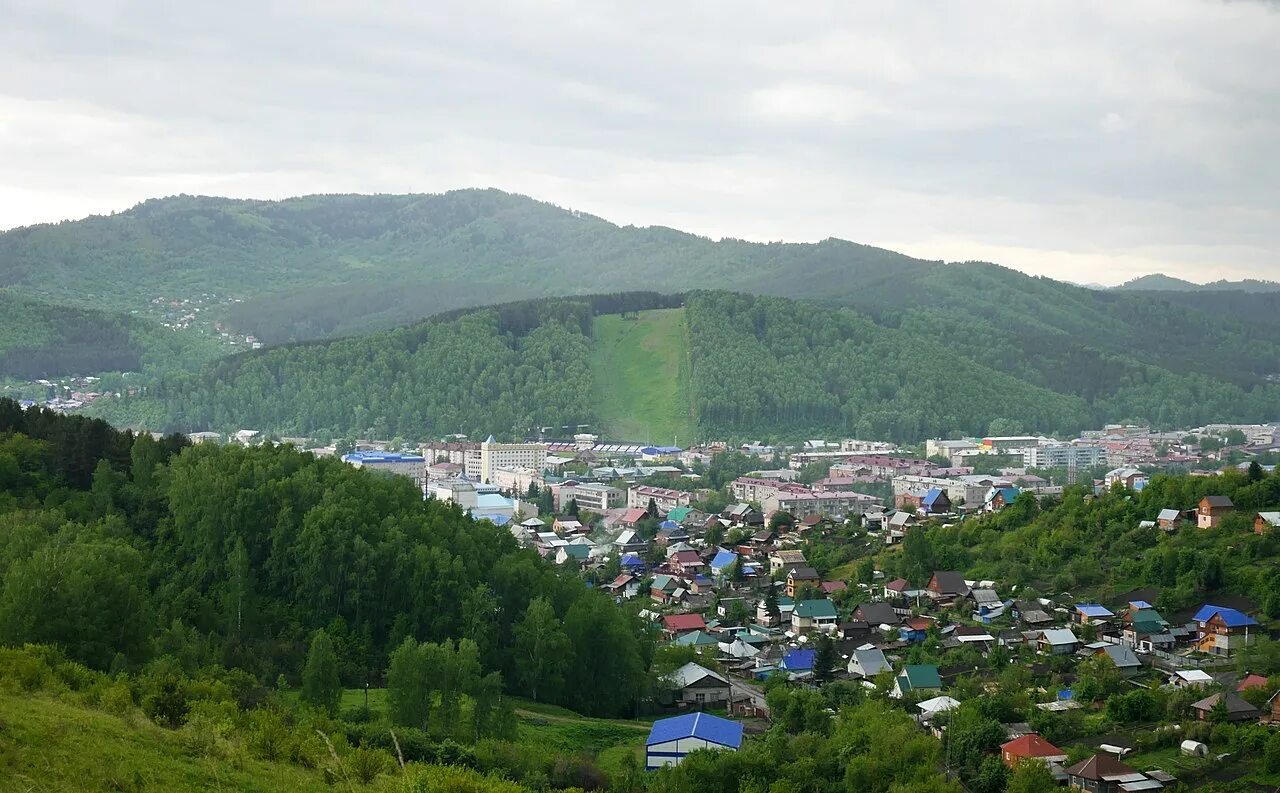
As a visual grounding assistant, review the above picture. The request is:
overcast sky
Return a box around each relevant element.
[2,1,1277,284]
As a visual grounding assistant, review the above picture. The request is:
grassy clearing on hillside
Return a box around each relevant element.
[0,693,400,793]
[591,309,694,445]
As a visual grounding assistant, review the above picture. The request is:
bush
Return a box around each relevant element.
[405,765,528,793]
[346,745,393,784]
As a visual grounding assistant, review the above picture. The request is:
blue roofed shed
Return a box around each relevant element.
[646,713,743,769]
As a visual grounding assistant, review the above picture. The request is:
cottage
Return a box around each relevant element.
[785,566,821,598]
[1013,599,1054,626]
[603,574,640,599]
[1197,495,1234,529]
[1190,692,1259,722]
[670,630,719,649]
[645,713,743,770]
[769,549,808,574]
[618,507,651,529]
[791,599,838,634]
[1194,604,1258,657]
[650,574,681,603]
[663,613,708,638]
[847,646,891,678]
[780,649,816,675]
[667,662,732,707]
[1168,669,1214,688]
[922,487,951,514]
[853,601,901,627]
[1255,512,1280,535]
[820,580,847,595]
[1237,674,1269,692]
[1072,604,1114,625]
[927,571,970,601]
[900,616,931,642]
[1095,643,1142,674]
[892,664,942,699]
[983,486,1020,512]
[669,549,705,575]
[709,549,739,579]
[1064,754,1146,793]
[612,529,648,555]
[1038,628,1080,655]
[1001,733,1067,768]
[1156,508,1183,531]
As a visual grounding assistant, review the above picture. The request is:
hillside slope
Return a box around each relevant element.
[91,290,1280,442]
[1116,273,1280,293]
[0,190,930,344]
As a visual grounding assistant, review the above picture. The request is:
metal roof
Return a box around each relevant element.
[646,712,743,748]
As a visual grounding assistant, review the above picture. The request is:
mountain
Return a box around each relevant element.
[0,189,930,344]
[91,289,1280,442]
[1117,273,1280,293]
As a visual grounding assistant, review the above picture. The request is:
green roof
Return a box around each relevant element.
[667,507,693,522]
[794,599,838,619]
[561,544,590,559]
[899,664,942,691]
[671,630,719,647]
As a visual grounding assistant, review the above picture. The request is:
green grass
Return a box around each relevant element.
[0,692,400,793]
[590,308,695,445]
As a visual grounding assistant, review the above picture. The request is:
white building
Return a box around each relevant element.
[464,436,548,483]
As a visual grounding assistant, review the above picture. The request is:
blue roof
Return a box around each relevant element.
[621,554,646,568]
[1129,600,1153,610]
[341,451,425,463]
[660,520,680,529]
[711,550,738,570]
[641,446,684,455]
[1193,604,1258,627]
[1075,604,1114,617]
[922,488,946,507]
[647,713,742,748]
[474,513,512,526]
[781,649,816,671]
[693,574,712,586]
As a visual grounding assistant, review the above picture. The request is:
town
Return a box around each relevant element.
[168,424,1280,789]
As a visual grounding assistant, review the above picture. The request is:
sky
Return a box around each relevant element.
[1,1,1278,285]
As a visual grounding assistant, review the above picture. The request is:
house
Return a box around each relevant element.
[983,486,1020,512]
[1072,604,1115,625]
[663,613,708,638]
[853,601,901,627]
[612,529,648,555]
[1156,508,1183,530]
[668,662,732,707]
[555,544,591,566]
[671,630,719,649]
[780,649,816,675]
[820,580,847,595]
[892,664,942,699]
[1001,733,1067,768]
[603,574,640,599]
[1237,674,1269,692]
[952,625,997,650]
[847,646,891,679]
[1197,495,1234,529]
[921,487,952,514]
[645,713,743,770]
[927,571,970,601]
[785,566,821,598]
[1064,754,1145,793]
[1190,692,1259,722]
[917,696,961,720]
[722,503,763,528]
[618,507,652,529]
[651,574,681,603]
[1255,511,1280,535]
[900,617,931,643]
[769,549,808,574]
[1013,600,1054,626]
[1038,628,1080,655]
[553,517,584,534]
[1168,669,1214,688]
[669,550,705,575]
[1194,604,1258,657]
[1095,643,1142,674]
[709,549,739,579]
[1121,604,1169,650]
[1105,467,1148,491]
[620,553,648,573]
[791,599,838,634]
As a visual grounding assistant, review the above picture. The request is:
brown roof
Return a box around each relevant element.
[1065,754,1137,780]
[1001,733,1065,759]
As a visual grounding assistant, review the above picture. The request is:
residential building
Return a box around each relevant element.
[791,599,838,634]
[420,439,479,466]
[1025,442,1106,470]
[1064,754,1145,793]
[853,601,901,627]
[847,647,891,678]
[662,613,707,638]
[341,451,427,489]
[1194,604,1258,656]
[1189,692,1259,722]
[668,663,732,707]
[628,485,693,516]
[1104,467,1148,491]
[1157,508,1184,530]
[785,566,821,598]
[1256,512,1280,535]
[1197,495,1234,528]
[769,549,808,574]
[558,482,625,512]
[645,713,743,770]
[892,665,942,699]
[465,436,547,483]
[1001,734,1067,769]
[1038,629,1080,655]
[927,571,970,601]
[764,490,880,521]
[1072,604,1114,625]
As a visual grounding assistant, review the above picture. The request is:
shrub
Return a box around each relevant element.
[346,745,393,784]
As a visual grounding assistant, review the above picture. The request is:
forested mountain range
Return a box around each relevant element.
[90,290,1280,442]
[1116,273,1280,293]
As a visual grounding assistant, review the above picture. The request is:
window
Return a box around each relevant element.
[695,693,705,703]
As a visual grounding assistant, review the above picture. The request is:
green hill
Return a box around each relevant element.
[0,190,928,344]
[90,289,1280,442]
[1117,273,1280,293]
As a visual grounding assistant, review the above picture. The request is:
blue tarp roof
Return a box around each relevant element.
[647,713,743,748]
[660,520,679,529]
[781,649,816,670]
[1193,604,1258,627]
[711,550,738,569]
[621,554,646,567]
[1074,604,1114,617]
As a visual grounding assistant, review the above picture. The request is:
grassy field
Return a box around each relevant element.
[0,692,400,793]
[590,309,695,445]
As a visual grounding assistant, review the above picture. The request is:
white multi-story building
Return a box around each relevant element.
[628,485,693,516]
[464,436,548,483]
[1025,443,1105,469]
[558,482,625,512]
[762,490,880,520]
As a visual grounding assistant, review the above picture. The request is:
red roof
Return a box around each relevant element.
[1001,733,1065,760]
[906,617,931,630]
[885,578,909,591]
[1237,674,1269,691]
[821,581,848,594]
[672,550,702,565]
[801,514,824,526]
[620,508,649,524]
[663,613,707,632]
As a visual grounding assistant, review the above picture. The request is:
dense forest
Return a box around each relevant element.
[88,290,1280,442]
[1116,273,1280,293]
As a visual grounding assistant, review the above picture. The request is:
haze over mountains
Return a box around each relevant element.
[3,188,1279,441]
[1114,274,1280,293]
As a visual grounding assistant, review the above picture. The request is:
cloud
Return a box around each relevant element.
[0,0,1277,285]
